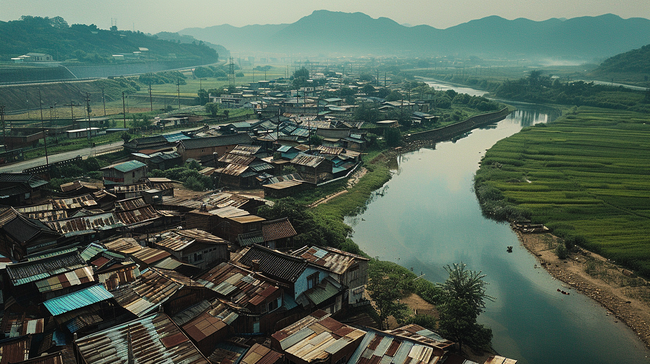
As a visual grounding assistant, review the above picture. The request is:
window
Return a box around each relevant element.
[307,272,319,289]
[267,299,278,312]
[194,252,203,262]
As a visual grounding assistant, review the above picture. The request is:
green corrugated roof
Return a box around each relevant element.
[43,285,113,316]
[112,160,147,173]
[304,277,342,305]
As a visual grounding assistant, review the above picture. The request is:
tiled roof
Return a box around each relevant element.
[292,245,368,275]
[6,251,87,286]
[0,207,59,243]
[262,218,297,242]
[271,311,366,361]
[43,284,113,316]
[237,245,307,283]
[75,313,210,364]
[197,262,279,308]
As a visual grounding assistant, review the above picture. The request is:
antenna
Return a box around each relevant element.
[228,57,235,87]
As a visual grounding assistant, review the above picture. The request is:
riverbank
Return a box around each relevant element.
[516,231,650,348]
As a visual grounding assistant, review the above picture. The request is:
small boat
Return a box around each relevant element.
[506,246,513,253]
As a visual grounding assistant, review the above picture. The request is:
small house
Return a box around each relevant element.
[153,228,229,270]
[101,160,147,186]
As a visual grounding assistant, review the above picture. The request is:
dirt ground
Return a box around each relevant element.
[517,231,650,349]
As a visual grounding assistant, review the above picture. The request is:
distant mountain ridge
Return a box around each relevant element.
[179,10,650,60]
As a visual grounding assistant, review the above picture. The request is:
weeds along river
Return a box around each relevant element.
[344,82,650,364]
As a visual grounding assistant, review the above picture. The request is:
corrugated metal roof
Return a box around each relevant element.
[218,163,251,177]
[102,160,147,173]
[112,267,197,317]
[81,243,106,261]
[104,237,143,254]
[132,247,171,265]
[182,301,237,342]
[35,266,95,293]
[303,277,343,305]
[293,245,369,275]
[156,228,225,252]
[75,313,209,364]
[219,153,256,166]
[241,343,283,364]
[47,212,122,236]
[43,284,113,316]
[197,262,279,309]
[272,311,366,362]
[347,328,448,364]
[291,153,325,168]
[7,251,87,286]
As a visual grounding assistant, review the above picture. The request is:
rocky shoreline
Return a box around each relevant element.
[516,231,650,349]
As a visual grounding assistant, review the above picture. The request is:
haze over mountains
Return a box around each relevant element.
[179,10,650,61]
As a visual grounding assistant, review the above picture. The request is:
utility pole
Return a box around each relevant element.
[101,88,106,116]
[68,100,75,128]
[0,105,5,150]
[85,93,92,143]
[149,82,153,112]
[122,92,127,128]
[177,78,181,110]
[39,90,49,167]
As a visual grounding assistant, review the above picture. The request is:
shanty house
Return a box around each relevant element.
[0,173,48,206]
[177,134,253,162]
[290,153,333,184]
[236,245,342,314]
[197,262,284,334]
[0,207,61,260]
[101,160,147,186]
[153,229,229,270]
[292,246,369,305]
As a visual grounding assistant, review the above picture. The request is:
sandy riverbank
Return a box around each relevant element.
[516,231,650,348]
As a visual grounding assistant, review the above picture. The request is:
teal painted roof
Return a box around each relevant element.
[112,160,147,173]
[43,285,113,316]
[304,277,342,305]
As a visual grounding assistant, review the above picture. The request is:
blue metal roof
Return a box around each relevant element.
[163,132,191,142]
[43,285,113,316]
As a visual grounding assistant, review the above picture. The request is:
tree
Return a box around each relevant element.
[385,90,403,102]
[437,263,494,351]
[384,128,401,147]
[309,134,323,146]
[196,89,209,105]
[440,263,492,315]
[193,66,213,78]
[120,132,131,144]
[368,270,410,329]
[205,102,219,117]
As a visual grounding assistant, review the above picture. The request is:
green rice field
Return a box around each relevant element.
[475,106,650,276]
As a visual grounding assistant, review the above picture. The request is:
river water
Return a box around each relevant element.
[344,82,650,364]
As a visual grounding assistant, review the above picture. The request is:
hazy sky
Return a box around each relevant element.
[1,0,649,34]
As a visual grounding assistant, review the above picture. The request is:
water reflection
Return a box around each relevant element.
[346,105,650,364]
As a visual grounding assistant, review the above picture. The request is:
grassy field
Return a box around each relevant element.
[475,106,650,276]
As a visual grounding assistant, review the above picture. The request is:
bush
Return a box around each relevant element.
[555,242,569,259]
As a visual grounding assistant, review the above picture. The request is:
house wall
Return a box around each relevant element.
[103,167,147,186]
[293,266,328,300]
[179,145,237,162]
[155,242,229,270]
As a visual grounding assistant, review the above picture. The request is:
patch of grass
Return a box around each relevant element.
[475,106,650,276]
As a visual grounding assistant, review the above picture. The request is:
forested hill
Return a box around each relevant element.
[180,10,650,60]
[590,44,650,84]
[0,16,219,63]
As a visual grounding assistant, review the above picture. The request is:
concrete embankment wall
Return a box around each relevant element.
[404,108,511,143]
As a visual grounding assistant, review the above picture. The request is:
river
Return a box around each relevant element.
[344,81,650,364]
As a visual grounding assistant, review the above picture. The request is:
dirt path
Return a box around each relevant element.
[308,167,367,208]
[517,231,650,348]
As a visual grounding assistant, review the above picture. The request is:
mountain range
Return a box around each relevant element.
[179,10,650,61]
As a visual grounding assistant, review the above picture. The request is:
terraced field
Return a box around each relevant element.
[475,107,650,275]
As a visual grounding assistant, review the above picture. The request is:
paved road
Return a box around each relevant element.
[0,141,124,173]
